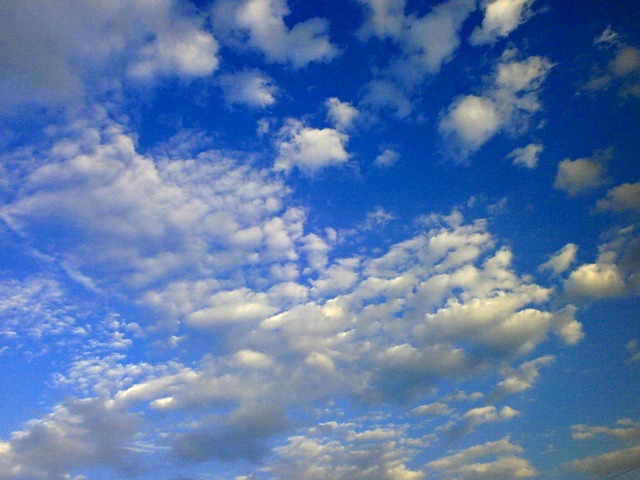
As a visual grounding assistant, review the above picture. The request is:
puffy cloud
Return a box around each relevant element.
[597,182,640,212]
[554,150,610,196]
[357,0,476,116]
[439,95,502,153]
[470,0,536,46]
[448,406,520,436]
[538,243,578,277]
[570,445,640,477]
[274,119,351,174]
[585,29,640,98]
[218,69,278,108]
[494,355,555,396]
[0,115,308,329]
[627,339,640,363]
[571,418,640,441]
[564,263,626,299]
[507,143,543,168]
[356,0,406,40]
[325,98,360,131]
[413,402,452,416]
[401,0,476,74]
[0,0,219,110]
[361,79,413,118]
[211,0,338,68]
[0,398,140,479]
[266,422,425,480]
[439,53,552,158]
[375,149,401,168]
[427,437,536,479]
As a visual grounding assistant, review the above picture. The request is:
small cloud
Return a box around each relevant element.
[507,143,543,168]
[274,119,350,174]
[470,0,536,46]
[374,149,400,168]
[218,69,278,109]
[570,445,640,477]
[325,97,359,131]
[539,243,578,277]
[413,402,452,416]
[626,339,640,363]
[597,182,640,212]
[564,262,626,299]
[211,0,338,68]
[554,149,611,196]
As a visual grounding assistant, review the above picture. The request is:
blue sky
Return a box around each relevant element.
[0,0,639,479]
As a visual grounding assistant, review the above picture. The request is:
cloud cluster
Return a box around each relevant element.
[211,0,338,68]
[0,0,219,110]
[470,0,536,46]
[569,418,640,477]
[585,27,640,98]
[439,52,552,158]
[427,437,536,479]
[554,149,611,196]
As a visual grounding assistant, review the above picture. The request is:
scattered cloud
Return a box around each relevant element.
[565,262,626,299]
[274,119,351,174]
[507,143,543,168]
[325,98,360,131]
[0,398,140,479]
[427,437,536,479]
[538,243,578,277]
[218,69,278,108]
[627,339,640,363]
[211,0,338,68]
[570,445,640,477]
[597,182,640,212]
[374,149,401,168]
[0,0,219,110]
[572,418,640,441]
[494,354,556,396]
[585,28,640,97]
[439,52,552,159]
[470,0,536,46]
[554,149,611,196]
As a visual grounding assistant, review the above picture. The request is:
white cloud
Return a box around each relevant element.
[507,143,543,168]
[218,69,278,108]
[585,29,640,98]
[571,418,640,441]
[538,243,578,277]
[627,339,640,363]
[361,79,413,118]
[375,149,401,168]
[211,0,338,68]
[427,437,536,479]
[267,422,425,480]
[356,0,406,40]
[274,119,350,174]
[570,445,640,477]
[554,152,610,196]
[0,398,140,479]
[413,402,452,416]
[495,355,555,396]
[325,98,360,131]
[439,95,502,152]
[449,405,520,436]
[402,0,476,74]
[470,0,536,46]
[439,53,552,158]
[597,182,640,212]
[565,263,626,299]
[357,0,476,116]
[0,0,219,110]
